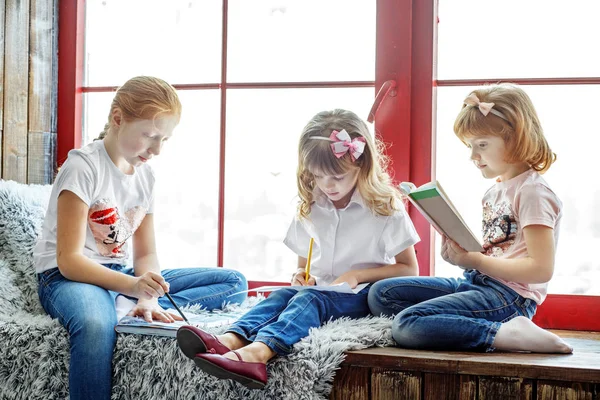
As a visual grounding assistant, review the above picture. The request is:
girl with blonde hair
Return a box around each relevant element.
[368,83,572,354]
[33,76,247,400]
[177,109,420,389]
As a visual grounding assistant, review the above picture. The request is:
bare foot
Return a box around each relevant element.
[223,342,277,364]
[217,332,250,351]
[493,316,573,353]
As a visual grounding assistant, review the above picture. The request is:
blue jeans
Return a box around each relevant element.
[227,285,371,355]
[37,264,247,400]
[367,270,536,352]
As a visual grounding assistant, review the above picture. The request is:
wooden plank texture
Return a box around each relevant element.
[28,0,58,183]
[478,376,533,400]
[330,365,370,400]
[423,373,476,400]
[536,380,594,400]
[342,331,600,383]
[371,369,421,400]
[3,0,30,182]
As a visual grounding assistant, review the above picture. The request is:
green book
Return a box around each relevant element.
[400,181,483,252]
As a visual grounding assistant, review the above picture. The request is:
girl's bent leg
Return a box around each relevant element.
[226,288,299,343]
[391,276,530,352]
[368,276,461,317]
[38,270,117,400]
[254,287,371,356]
[159,267,248,311]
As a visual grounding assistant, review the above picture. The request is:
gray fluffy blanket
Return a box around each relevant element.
[0,180,395,399]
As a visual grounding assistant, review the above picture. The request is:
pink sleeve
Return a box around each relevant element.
[515,183,561,229]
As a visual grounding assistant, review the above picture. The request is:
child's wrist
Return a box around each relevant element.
[468,252,484,269]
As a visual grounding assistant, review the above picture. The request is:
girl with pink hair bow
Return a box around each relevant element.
[368,83,572,355]
[178,109,421,389]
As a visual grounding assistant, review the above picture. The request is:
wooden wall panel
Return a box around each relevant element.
[536,380,594,400]
[3,0,30,182]
[330,365,370,400]
[479,376,533,400]
[28,0,58,184]
[424,373,477,400]
[372,368,421,400]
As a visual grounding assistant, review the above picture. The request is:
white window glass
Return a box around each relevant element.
[438,0,600,80]
[227,0,375,82]
[224,87,374,282]
[83,90,221,268]
[435,85,600,295]
[84,0,222,86]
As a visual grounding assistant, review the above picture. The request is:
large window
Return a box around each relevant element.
[59,0,597,329]
[80,0,375,282]
[435,0,600,295]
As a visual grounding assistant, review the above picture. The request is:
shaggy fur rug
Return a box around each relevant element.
[0,180,396,400]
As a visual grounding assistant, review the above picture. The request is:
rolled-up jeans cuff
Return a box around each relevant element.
[254,336,293,356]
[484,321,502,352]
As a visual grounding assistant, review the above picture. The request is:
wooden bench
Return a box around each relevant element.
[331,330,600,399]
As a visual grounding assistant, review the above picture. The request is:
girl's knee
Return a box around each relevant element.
[367,280,394,317]
[391,310,422,348]
[230,270,247,288]
[71,315,116,347]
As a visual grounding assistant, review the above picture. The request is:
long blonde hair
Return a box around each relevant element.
[454,83,555,174]
[297,109,402,218]
[96,76,182,140]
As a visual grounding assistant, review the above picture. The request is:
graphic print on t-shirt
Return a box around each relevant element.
[482,200,517,257]
[88,198,146,258]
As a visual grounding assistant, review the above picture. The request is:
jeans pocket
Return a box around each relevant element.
[39,268,63,288]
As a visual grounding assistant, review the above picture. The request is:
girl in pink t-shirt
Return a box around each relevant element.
[368,83,573,354]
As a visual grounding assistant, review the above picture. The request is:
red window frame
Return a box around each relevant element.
[57,0,599,331]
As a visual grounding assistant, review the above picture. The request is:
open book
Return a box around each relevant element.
[400,181,483,252]
[114,296,239,338]
[229,282,369,297]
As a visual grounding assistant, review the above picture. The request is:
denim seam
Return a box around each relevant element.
[232,311,281,338]
[254,336,292,355]
[42,286,68,324]
[225,326,252,342]
[470,295,520,315]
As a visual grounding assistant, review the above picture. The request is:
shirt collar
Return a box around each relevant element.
[313,187,365,211]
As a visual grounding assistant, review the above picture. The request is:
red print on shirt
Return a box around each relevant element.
[88,199,146,258]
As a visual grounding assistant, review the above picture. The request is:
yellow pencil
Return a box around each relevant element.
[305,237,314,283]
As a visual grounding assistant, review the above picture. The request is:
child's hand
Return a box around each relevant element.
[291,269,316,286]
[330,271,359,289]
[441,236,481,269]
[127,299,181,323]
[131,271,170,300]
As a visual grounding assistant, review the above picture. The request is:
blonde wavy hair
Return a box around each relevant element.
[297,109,402,219]
[96,76,182,140]
[454,83,555,174]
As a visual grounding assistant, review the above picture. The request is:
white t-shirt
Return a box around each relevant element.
[480,169,562,304]
[284,189,420,286]
[33,140,155,273]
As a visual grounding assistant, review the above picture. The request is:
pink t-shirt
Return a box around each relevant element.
[480,169,562,304]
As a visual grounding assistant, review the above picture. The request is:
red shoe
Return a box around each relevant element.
[177,325,230,359]
[193,351,267,390]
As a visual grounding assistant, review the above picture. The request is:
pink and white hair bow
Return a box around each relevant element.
[464,93,509,122]
[329,129,366,161]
